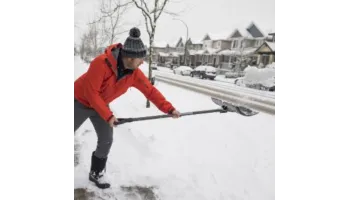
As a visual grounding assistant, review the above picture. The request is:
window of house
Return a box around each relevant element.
[244,40,254,47]
[233,40,237,48]
[256,40,262,47]
[217,41,221,48]
[262,54,269,65]
[224,56,229,62]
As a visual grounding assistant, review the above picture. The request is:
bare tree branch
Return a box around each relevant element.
[89,0,132,24]
[112,1,133,12]
[162,9,180,16]
[141,10,151,37]
[87,0,132,46]
[155,0,169,20]
[154,0,158,24]
[140,0,150,13]
[132,0,153,26]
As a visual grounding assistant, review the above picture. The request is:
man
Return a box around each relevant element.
[74,27,181,189]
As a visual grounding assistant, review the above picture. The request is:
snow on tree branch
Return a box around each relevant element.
[132,0,153,27]
[141,10,152,37]
[155,0,169,20]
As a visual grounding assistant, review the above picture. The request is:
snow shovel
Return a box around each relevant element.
[114,97,258,126]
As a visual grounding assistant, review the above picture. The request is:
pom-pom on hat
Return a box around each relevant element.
[121,27,147,58]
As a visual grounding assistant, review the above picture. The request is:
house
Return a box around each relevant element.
[186,38,203,50]
[196,32,232,67]
[266,33,275,42]
[146,22,273,71]
[152,38,185,67]
[186,38,204,67]
[255,40,275,66]
[216,22,266,73]
[148,41,167,64]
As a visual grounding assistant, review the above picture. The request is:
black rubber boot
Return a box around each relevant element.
[89,151,110,189]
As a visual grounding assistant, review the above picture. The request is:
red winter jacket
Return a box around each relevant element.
[74,43,175,121]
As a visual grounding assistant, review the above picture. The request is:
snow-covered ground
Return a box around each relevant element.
[215,75,237,83]
[74,57,275,200]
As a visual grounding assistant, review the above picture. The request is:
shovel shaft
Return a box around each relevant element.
[180,109,227,116]
[114,108,226,125]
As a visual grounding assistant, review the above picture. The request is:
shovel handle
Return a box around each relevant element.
[113,118,133,126]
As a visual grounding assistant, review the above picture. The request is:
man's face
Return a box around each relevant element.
[125,57,144,70]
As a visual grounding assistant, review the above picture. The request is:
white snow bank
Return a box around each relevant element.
[242,65,275,87]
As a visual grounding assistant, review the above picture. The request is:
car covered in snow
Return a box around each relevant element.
[224,71,245,78]
[235,64,275,91]
[173,66,193,76]
[190,65,217,80]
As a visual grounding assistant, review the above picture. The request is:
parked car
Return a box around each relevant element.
[151,63,158,70]
[173,66,193,76]
[190,65,217,80]
[224,71,236,78]
[225,71,245,78]
[164,61,173,69]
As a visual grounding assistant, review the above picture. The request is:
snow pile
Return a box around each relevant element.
[242,65,275,88]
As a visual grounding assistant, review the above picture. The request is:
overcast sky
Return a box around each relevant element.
[74,0,274,46]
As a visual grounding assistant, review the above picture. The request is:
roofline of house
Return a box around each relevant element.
[255,41,274,53]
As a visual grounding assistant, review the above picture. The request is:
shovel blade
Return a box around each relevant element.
[211,97,259,117]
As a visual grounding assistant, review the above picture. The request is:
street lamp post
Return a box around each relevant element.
[173,18,188,66]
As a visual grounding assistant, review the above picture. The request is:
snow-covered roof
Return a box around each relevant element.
[217,49,237,56]
[158,51,183,57]
[203,47,220,54]
[208,31,231,41]
[266,35,274,41]
[255,41,275,53]
[189,38,203,44]
[228,29,243,39]
[153,41,168,48]
[227,23,267,40]
[170,52,184,57]
[188,49,203,55]
[266,42,275,51]
[189,47,221,55]
[159,52,169,57]
[235,47,258,56]
[189,49,207,55]
[246,23,265,37]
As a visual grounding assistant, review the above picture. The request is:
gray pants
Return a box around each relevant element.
[74,99,113,159]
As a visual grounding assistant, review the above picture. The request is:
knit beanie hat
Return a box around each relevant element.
[121,27,147,58]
